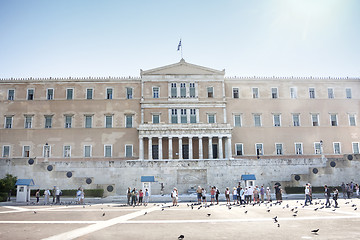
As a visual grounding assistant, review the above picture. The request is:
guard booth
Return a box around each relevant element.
[141,176,155,195]
[15,179,35,202]
[241,174,256,188]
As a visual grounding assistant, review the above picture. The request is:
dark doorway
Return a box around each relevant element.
[212,144,218,159]
[152,145,159,159]
[183,144,189,159]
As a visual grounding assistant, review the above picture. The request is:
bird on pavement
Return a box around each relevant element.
[178,234,185,240]
[311,229,319,233]
[102,213,105,217]
[292,214,297,217]
[207,213,211,217]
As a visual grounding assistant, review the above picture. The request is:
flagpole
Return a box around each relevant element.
[181,40,183,59]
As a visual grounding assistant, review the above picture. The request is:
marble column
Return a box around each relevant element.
[208,137,213,159]
[179,137,183,160]
[199,137,203,160]
[168,137,173,160]
[218,137,223,159]
[159,137,163,160]
[139,137,144,160]
[189,137,193,160]
[148,137,152,160]
[227,137,232,159]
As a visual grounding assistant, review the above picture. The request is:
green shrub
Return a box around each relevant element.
[0,192,8,202]
[0,174,17,194]
[285,186,342,194]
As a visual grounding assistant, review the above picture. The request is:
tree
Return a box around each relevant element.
[0,174,17,194]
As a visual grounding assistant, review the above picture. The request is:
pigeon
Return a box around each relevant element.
[272,216,278,221]
[162,209,164,211]
[311,229,319,233]
[290,208,294,212]
[102,213,105,217]
[144,212,147,215]
[244,210,248,214]
[207,213,211,217]
[198,206,202,210]
[352,204,357,208]
[178,235,185,240]
[332,209,336,212]
[345,202,350,204]
[33,211,37,214]
[191,205,194,210]
[228,206,232,210]
[294,210,298,214]
[354,208,357,211]
[267,209,271,212]
[277,223,280,227]
[314,208,319,211]
[292,214,297,217]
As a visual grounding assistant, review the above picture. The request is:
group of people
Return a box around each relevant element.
[35,186,63,204]
[340,182,359,199]
[192,185,275,205]
[126,187,150,206]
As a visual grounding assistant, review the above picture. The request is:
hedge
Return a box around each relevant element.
[0,192,8,202]
[30,189,104,197]
[285,186,343,194]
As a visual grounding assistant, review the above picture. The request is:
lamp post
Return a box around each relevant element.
[320,140,324,160]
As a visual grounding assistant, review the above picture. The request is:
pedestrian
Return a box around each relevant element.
[236,185,241,204]
[274,184,282,203]
[127,187,131,205]
[244,187,249,204]
[248,186,253,203]
[233,187,237,204]
[210,187,215,205]
[76,188,82,204]
[304,184,312,206]
[260,186,265,203]
[80,188,85,204]
[355,184,359,198]
[324,185,331,208]
[215,186,220,205]
[350,182,354,198]
[130,188,137,206]
[240,187,245,205]
[144,189,150,206]
[225,187,230,204]
[35,189,40,204]
[44,189,50,205]
[172,187,178,206]
[333,188,339,208]
[253,186,259,203]
[341,182,346,199]
[139,189,143,205]
[202,188,207,204]
[8,189,12,202]
[196,186,202,204]
[346,184,352,199]
[52,186,56,203]
[266,187,271,202]
[55,187,62,204]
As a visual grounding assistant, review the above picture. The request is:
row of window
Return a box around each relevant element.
[1,144,133,158]
[4,115,134,129]
[235,142,360,156]
[2,142,359,159]
[3,111,357,129]
[6,85,353,101]
[232,87,353,99]
[233,113,357,127]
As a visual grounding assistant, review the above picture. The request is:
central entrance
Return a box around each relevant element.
[182,144,189,159]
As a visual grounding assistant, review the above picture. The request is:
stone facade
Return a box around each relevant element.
[0,59,359,193]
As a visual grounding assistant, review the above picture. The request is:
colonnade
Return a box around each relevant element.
[139,135,232,160]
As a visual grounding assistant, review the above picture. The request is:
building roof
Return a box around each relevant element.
[15,179,35,186]
[141,176,155,182]
[241,174,256,181]
[141,59,225,76]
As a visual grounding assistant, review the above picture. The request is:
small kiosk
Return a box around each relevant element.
[241,174,256,188]
[15,179,35,202]
[141,176,155,195]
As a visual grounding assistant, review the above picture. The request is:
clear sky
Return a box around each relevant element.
[0,0,359,78]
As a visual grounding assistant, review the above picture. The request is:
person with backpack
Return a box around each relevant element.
[324,185,331,208]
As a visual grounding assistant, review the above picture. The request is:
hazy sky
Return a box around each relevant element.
[0,0,359,78]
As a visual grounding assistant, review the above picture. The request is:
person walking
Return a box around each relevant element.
[172,187,178,206]
[144,189,150,206]
[225,187,230,204]
[333,188,339,208]
[324,185,331,208]
[346,184,352,199]
[52,186,56,203]
[236,185,241,204]
[201,188,207,204]
[304,184,312,206]
[138,189,144,205]
[131,188,137,206]
[260,186,265,203]
[355,184,359,198]
[80,188,85,204]
[239,187,245,205]
[44,189,50,205]
[215,186,220,205]
[196,186,202,204]
[35,189,40,204]
[248,186,253,204]
[126,187,131,205]
[55,187,61,204]
[266,187,271,202]
[232,187,237,204]
[341,182,346,199]
[210,187,215,205]
[76,188,82,204]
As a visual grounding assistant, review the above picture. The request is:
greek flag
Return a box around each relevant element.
[177,39,182,51]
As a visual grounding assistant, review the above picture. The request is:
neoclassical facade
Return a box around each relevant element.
[1,59,360,162]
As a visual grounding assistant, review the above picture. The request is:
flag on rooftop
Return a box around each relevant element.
[177,39,182,51]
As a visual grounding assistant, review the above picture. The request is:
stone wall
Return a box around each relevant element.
[1,155,359,196]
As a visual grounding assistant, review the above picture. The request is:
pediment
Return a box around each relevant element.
[141,59,224,76]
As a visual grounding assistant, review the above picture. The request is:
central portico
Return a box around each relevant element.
[138,59,232,160]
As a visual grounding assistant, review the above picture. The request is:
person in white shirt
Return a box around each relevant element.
[172,188,178,206]
[304,184,312,205]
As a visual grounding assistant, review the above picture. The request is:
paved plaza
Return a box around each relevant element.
[1,198,360,240]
